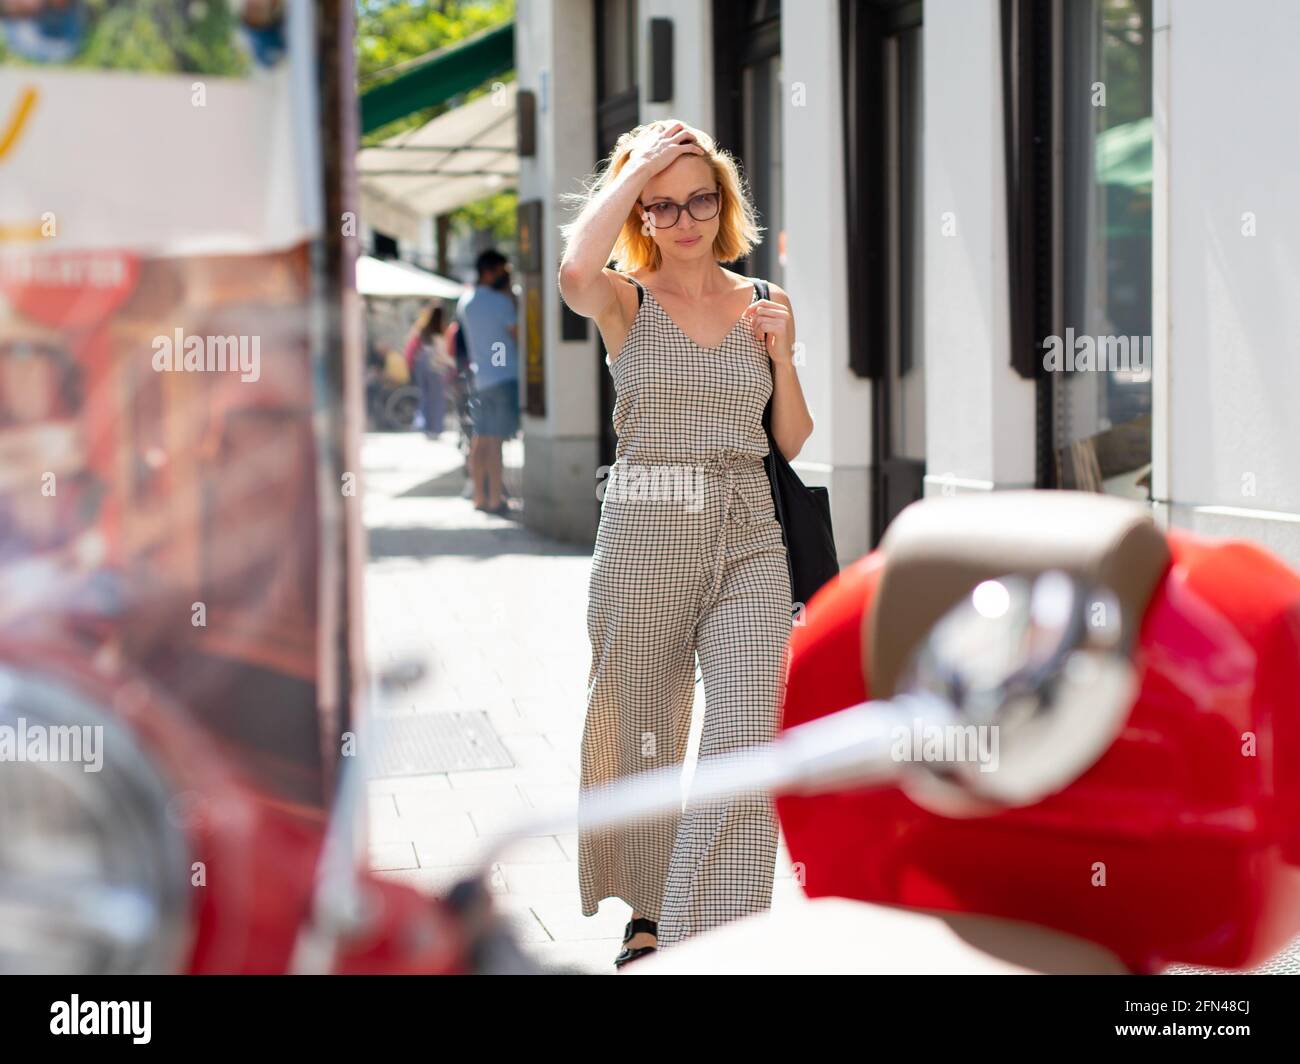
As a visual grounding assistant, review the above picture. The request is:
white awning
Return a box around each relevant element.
[355,255,466,299]
[358,81,518,222]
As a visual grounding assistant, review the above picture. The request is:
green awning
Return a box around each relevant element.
[360,22,515,135]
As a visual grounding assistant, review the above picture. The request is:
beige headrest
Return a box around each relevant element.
[865,490,1171,698]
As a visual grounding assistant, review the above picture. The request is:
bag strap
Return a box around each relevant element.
[753,276,795,601]
[755,278,775,433]
[626,274,645,307]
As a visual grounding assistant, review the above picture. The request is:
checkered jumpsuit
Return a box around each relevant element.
[578,274,793,949]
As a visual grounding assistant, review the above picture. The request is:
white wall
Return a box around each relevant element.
[640,0,713,130]
[516,0,779,544]
[923,0,1035,494]
[517,0,602,543]
[780,1,871,564]
[511,0,1300,571]
[521,0,1053,556]
[638,1,869,564]
[1159,0,1300,564]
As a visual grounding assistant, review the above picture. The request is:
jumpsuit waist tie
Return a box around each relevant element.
[700,450,766,604]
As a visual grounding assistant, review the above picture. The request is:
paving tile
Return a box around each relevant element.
[411,832,565,867]
[365,773,453,797]
[555,832,579,861]
[528,897,628,942]
[367,792,399,821]
[480,835,568,864]
[394,785,530,818]
[520,940,618,975]
[366,432,788,959]
[445,765,575,789]
[498,732,574,770]
[496,862,582,895]
[374,865,498,897]
[370,842,418,871]
[489,896,556,944]
[516,782,580,813]
[367,809,478,846]
[468,806,575,839]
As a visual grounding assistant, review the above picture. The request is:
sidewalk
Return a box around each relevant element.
[362,429,802,974]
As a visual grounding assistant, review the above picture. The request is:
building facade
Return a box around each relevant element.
[514,0,1300,573]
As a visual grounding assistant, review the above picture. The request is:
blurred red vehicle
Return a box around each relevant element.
[6,3,1300,980]
[773,492,1300,974]
[0,0,484,975]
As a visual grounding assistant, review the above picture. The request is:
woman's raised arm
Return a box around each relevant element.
[557,121,703,319]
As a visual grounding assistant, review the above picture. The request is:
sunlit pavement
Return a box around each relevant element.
[360,429,803,973]
[358,428,1300,976]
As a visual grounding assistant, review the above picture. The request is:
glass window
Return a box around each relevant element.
[1058,0,1153,496]
[598,0,638,99]
[741,54,784,284]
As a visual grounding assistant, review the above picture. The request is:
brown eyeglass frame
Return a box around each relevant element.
[638,190,722,229]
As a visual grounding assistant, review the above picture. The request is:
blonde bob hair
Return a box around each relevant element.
[560,120,763,272]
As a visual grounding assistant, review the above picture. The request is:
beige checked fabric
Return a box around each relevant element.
[578,273,793,950]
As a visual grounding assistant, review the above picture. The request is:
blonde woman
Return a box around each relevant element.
[558,120,814,967]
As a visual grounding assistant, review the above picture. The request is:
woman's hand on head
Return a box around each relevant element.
[626,121,706,180]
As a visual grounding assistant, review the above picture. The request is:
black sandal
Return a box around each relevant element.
[614,917,658,969]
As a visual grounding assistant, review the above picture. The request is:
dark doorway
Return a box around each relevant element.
[842,0,926,544]
[713,0,783,283]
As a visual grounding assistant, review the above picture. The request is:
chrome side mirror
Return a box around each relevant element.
[894,569,1136,816]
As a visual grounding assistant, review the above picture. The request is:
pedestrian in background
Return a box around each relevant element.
[404,302,451,438]
[456,249,519,515]
[444,313,477,492]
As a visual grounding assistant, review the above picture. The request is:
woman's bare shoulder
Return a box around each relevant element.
[596,268,644,365]
[604,265,644,287]
[620,266,656,289]
[600,267,643,316]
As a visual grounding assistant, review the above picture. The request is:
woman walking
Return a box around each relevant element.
[403,303,451,438]
[558,120,814,967]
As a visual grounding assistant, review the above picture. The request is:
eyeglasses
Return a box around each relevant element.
[639,190,721,230]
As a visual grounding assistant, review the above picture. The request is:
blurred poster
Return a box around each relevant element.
[0,1,335,809]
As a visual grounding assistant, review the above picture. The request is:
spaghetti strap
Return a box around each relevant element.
[623,273,645,307]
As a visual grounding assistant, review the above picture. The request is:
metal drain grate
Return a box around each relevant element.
[367,712,514,777]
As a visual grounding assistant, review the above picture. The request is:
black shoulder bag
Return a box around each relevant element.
[754,279,840,609]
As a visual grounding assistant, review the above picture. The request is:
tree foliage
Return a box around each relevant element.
[356,0,516,242]
[0,0,249,74]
